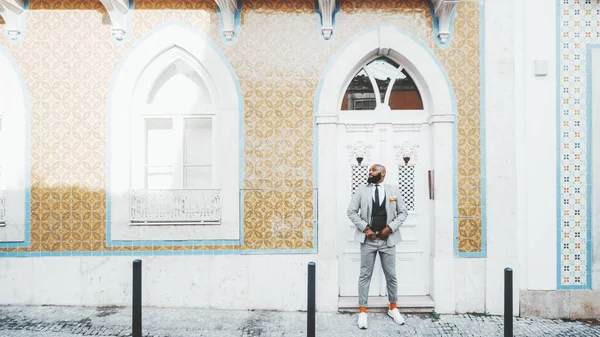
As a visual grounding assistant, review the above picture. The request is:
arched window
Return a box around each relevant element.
[108,23,241,242]
[341,57,423,111]
[128,48,220,225]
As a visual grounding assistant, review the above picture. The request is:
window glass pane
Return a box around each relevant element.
[341,69,377,110]
[389,69,424,110]
[146,118,174,166]
[365,57,400,103]
[146,166,173,189]
[185,118,212,165]
[184,166,211,189]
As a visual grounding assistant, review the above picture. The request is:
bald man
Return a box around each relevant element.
[347,164,408,329]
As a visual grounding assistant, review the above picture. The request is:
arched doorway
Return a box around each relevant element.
[337,56,430,297]
[315,24,455,307]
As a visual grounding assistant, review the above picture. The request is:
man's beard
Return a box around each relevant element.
[367,172,382,184]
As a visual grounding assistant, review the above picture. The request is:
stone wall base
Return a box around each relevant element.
[520,290,600,319]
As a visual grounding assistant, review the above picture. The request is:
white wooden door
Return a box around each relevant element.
[337,116,430,297]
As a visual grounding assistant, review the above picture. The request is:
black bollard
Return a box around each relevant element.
[133,259,142,337]
[504,267,513,337]
[307,262,316,337]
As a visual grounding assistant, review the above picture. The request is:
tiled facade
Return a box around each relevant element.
[0,0,483,255]
[557,0,598,288]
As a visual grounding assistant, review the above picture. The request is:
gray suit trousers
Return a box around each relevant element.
[358,237,398,306]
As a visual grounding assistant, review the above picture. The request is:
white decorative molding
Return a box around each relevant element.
[317,0,336,40]
[429,0,460,44]
[345,123,374,133]
[428,113,455,124]
[392,123,422,133]
[347,141,373,164]
[215,0,239,40]
[99,0,130,42]
[315,115,339,124]
[0,0,25,42]
[395,141,420,165]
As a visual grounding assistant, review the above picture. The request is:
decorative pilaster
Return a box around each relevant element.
[99,0,131,43]
[215,0,239,41]
[429,0,460,45]
[317,0,336,40]
[0,0,25,43]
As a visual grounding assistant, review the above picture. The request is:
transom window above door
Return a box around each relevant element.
[341,57,423,111]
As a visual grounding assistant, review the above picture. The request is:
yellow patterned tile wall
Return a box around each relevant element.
[0,0,482,254]
[437,2,483,253]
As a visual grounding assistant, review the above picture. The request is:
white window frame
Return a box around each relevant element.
[108,23,241,241]
[0,47,28,242]
[135,114,216,189]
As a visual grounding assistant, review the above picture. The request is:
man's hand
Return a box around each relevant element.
[379,226,392,240]
[364,225,376,240]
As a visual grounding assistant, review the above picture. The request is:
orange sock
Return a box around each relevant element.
[359,306,367,313]
[389,303,397,311]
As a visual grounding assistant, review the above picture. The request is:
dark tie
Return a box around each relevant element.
[374,184,380,206]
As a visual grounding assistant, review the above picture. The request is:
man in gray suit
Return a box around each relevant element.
[347,164,408,329]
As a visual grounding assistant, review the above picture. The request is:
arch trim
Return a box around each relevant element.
[315,24,456,120]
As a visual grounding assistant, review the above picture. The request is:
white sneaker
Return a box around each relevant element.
[388,308,405,325]
[357,312,368,329]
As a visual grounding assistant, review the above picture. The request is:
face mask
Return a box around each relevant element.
[367,172,382,184]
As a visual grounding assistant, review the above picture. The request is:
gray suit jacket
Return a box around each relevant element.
[347,183,408,247]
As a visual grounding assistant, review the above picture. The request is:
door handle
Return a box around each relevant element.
[428,170,434,200]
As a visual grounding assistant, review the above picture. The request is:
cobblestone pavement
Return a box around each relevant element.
[0,305,599,337]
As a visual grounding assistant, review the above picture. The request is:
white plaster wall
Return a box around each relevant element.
[520,0,558,291]
[454,259,486,313]
[483,0,519,315]
[0,254,339,312]
[429,118,456,314]
[591,49,600,290]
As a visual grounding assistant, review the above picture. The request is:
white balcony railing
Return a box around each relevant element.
[129,189,221,225]
[0,190,5,224]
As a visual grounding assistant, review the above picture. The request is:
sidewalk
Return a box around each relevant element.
[0,305,599,337]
